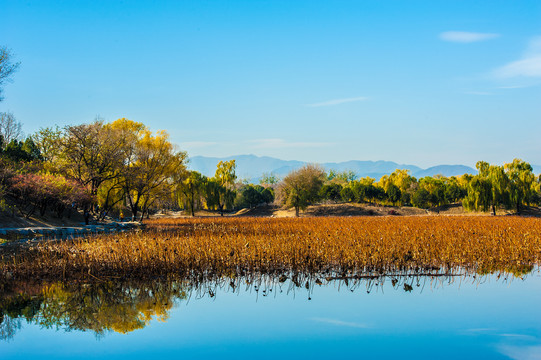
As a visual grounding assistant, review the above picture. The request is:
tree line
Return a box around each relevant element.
[276,161,541,216]
[0,115,539,220]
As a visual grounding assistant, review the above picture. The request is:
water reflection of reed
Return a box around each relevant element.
[1,268,537,341]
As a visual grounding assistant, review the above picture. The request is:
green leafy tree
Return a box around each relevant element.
[340,186,355,202]
[365,184,385,203]
[386,183,401,205]
[319,183,343,201]
[531,175,541,205]
[443,176,467,204]
[419,177,446,207]
[237,185,262,208]
[261,187,274,204]
[236,184,275,209]
[378,169,416,206]
[327,169,357,183]
[176,171,206,216]
[1,138,41,163]
[411,188,431,209]
[259,172,280,186]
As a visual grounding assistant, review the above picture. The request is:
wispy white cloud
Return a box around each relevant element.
[463,328,498,335]
[498,345,541,360]
[246,138,332,149]
[440,31,500,43]
[494,36,541,78]
[500,334,538,340]
[305,96,368,107]
[310,317,370,329]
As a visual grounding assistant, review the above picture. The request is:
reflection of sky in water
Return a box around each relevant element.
[1,272,540,359]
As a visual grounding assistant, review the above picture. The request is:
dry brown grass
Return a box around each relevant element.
[1,216,540,281]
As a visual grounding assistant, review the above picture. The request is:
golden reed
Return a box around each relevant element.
[2,216,540,281]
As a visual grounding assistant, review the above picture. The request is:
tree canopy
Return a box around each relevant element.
[277,164,326,216]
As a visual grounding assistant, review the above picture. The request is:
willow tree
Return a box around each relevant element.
[176,171,206,216]
[117,122,187,221]
[486,164,510,215]
[213,160,236,216]
[505,159,535,215]
[463,176,492,212]
[378,169,416,205]
[464,161,515,215]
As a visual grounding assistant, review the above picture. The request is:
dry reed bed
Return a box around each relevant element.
[1,216,540,281]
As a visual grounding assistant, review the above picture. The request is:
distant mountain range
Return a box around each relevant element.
[188,155,485,183]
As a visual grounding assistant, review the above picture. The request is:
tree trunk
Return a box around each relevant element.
[39,202,47,216]
[295,206,299,217]
[127,193,140,221]
[492,204,496,216]
[139,209,146,222]
[84,209,90,225]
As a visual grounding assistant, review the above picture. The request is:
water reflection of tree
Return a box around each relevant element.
[0,281,187,340]
[0,292,42,341]
[38,281,186,335]
[0,316,21,341]
[477,264,533,278]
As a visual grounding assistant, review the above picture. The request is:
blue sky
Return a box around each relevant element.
[1,0,540,167]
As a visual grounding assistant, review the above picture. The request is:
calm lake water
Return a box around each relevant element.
[1,270,540,359]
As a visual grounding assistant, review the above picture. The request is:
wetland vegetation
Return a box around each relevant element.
[2,216,539,282]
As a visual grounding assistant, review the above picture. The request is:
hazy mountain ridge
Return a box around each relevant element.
[188,155,483,182]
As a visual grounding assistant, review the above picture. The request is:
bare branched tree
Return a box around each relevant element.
[0,46,20,101]
[0,112,23,146]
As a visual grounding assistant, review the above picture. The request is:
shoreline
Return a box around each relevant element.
[0,221,144,246]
